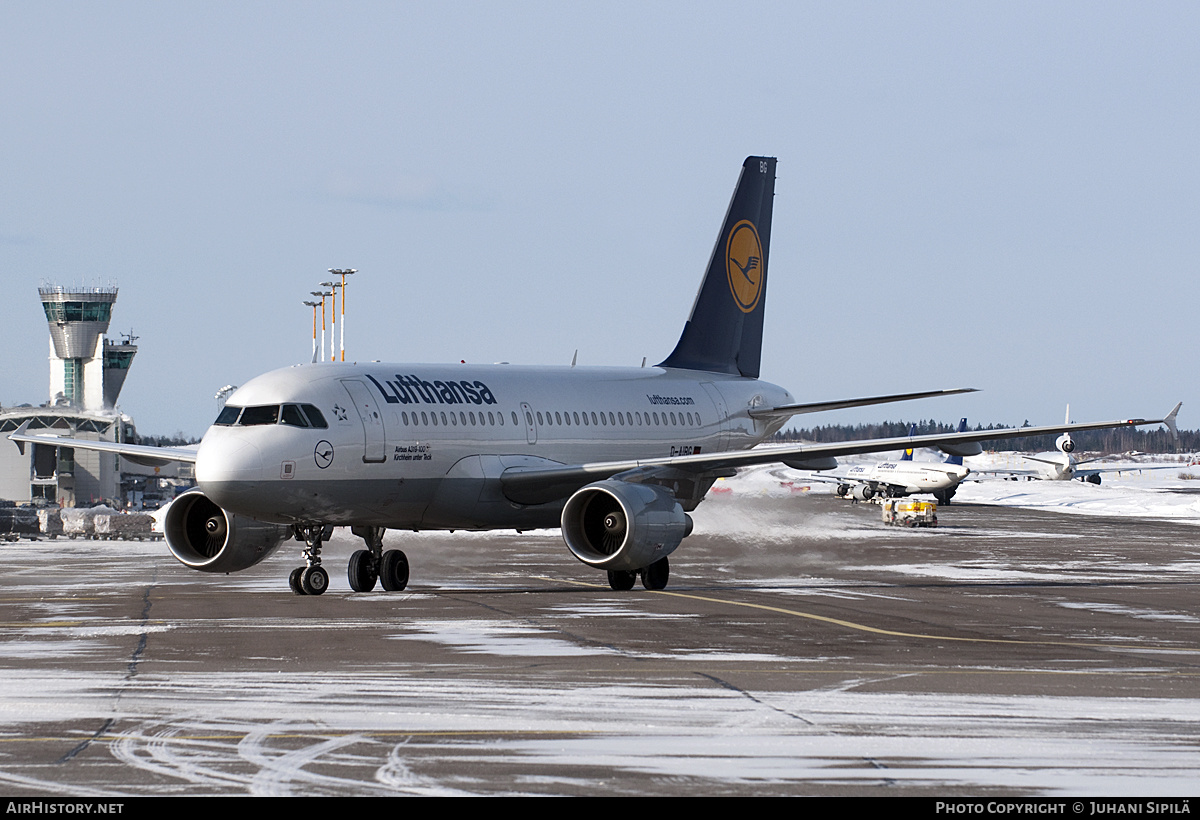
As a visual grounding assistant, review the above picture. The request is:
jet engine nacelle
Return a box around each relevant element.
[1057,433,1075,453]
[162,490,290,573]
[561,480,691,572]
[937,441,983,458]
[783,456,838,471]
[850,484,875,501]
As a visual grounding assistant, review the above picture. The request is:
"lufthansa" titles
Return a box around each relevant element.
[367,374,498,407]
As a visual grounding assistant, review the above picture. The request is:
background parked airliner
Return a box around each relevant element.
[11,157,1176,595]
[816,419,973,503]
[1001,404,1181,484]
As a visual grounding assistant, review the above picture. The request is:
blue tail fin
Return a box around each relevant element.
[944,418,968,465]
[900,423,917,460]
[658,156,776,378]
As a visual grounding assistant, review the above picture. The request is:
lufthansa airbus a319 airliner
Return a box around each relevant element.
[11,157,1178,595]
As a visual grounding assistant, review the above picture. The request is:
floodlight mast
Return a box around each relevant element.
[214,384,237,410]
[329,269,356,361]
[313,289,332,362]
[302,300,320,362]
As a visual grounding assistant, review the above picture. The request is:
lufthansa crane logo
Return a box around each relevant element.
[725,220,763,313]
[314,440,334,469]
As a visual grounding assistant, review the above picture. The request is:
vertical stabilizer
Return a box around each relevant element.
[1164,402,1181,447]
[658,156,776,378]
[943,418,968,465]
[900,423,917,460]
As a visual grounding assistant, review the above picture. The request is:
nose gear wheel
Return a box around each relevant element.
[290,524,332,596]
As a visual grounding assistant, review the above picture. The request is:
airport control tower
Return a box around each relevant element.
[38,285,138,410]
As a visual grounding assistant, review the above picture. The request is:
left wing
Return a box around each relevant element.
[501,410,1174,505]
[8,421,198,467]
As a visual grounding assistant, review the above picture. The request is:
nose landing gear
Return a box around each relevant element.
[289,524,334,595]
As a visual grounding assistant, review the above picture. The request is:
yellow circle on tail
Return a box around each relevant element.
[726,220,763,313]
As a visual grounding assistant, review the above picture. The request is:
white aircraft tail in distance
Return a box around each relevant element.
[9,157,1180,595]
[1000,403,1182,484]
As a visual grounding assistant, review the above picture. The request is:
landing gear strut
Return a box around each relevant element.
[290,524,333,595]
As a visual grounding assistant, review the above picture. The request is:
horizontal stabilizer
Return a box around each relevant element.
[747,388,978,421]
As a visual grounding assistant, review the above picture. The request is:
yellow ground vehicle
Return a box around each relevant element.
[881,498,938,528]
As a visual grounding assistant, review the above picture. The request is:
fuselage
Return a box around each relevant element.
[1038,454,1074,479]
[196,362,794,529]
[1024,433,1080,480]
[842,459,970,495]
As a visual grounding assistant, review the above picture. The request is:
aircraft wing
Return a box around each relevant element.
[501,411,1174,505]
[746,387,978,421]
[8,422,199,467]
[1074,463,1182,479]
[966,468,1039,479]
[1018,455,1063,467]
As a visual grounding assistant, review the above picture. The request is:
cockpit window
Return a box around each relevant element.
[300,404,328,428]
[214,403,328,429]
[239,405,279,426]
[214,405,241,426]
[280,404,309,427]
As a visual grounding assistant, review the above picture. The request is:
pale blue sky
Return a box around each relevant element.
[2,1,1196,437]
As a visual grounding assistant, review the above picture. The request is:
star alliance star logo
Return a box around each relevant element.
[332,403,349,422]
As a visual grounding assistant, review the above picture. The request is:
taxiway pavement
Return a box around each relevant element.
[0,492,1197,796]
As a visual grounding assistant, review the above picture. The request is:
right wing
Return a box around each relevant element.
[500,408,1178,505]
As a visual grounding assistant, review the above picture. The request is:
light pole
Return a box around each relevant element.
[303,301,320,362]
[329,282,342,362]
[312,290,331,362]
[329,268,356,362]
[214,384,237,410]
[319,281,336,362]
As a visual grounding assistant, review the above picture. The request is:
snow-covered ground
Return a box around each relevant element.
[730,450,1200,523]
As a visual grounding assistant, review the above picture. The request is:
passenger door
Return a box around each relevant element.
[341,379,387,463]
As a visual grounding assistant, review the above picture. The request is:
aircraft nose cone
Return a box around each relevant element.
[195,433,264,486]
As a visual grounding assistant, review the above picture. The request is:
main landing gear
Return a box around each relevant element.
[289,524,409,595]
[607,556,669,591]
[347,526,409,592]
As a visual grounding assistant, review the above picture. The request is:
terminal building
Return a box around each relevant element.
[0,286,189,508]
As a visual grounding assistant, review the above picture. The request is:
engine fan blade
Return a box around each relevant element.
[600,509,627,555]
[202,513,227,558]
